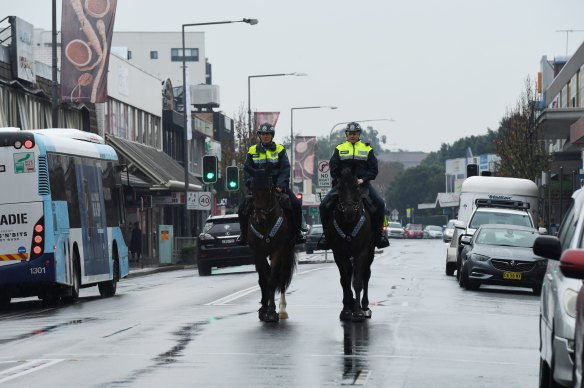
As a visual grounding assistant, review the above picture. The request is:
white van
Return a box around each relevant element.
[445,176,543,276]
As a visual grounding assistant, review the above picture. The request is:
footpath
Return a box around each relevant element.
[126,255,195,279]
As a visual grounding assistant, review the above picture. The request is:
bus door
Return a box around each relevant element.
[76,163,109,277]
[51,201,71,285]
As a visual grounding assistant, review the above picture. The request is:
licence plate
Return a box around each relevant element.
[503,272,522,280]
[222,239,235,244]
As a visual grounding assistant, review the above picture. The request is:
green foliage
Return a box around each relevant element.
[421,130,497,166]
[385,164,445,217]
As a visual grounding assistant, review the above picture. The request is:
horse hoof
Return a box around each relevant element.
[258,306,268,321]
[352,311,366,322]
[339,309,353,321]
[362,309,372,319]
[278,312,289,320]
[263,311,279,323]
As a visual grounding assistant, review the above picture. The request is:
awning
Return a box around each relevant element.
[537,108,584,140]
[106,134,202,191]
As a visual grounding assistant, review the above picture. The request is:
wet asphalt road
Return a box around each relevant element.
[0,238,540,387]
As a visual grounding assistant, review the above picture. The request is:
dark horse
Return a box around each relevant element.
[247,169,297,322]
[324,167,375,322]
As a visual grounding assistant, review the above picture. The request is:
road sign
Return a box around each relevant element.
[318,160,331,187]
[186,191,212,210]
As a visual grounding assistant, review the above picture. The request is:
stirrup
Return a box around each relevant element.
[375,235,390,248]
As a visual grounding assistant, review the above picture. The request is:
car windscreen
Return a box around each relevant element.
[475,228,537,248]
[469,212,532,229]
[388,223,402,228]
[203,221,241,234]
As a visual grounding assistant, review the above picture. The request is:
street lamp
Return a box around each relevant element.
[290,106,338,189]
[182,18,257,236]
[247,72,307,132]
[328,118,395,153]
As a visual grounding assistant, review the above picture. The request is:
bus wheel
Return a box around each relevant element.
[62,257,80,304]
[0,294,10,309]
[98,254,119,298]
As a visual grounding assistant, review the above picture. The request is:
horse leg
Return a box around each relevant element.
[361,252,374,318]
[335,255,355,321]
[278,291,288,320]
[351,265,365,322]
[261,256,280,323]
[255,255,271,321]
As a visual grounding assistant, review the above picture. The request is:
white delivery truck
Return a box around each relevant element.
[445,176,543,276]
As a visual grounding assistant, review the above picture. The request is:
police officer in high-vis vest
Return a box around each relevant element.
[317,122,390,249]
[237,123,305,246]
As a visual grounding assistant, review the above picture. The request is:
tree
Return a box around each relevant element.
[493,77,551,180]
[422,131,497,166]
[384,164,445,219]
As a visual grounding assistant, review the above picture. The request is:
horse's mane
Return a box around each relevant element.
[251,169,272,190]
[338,167,358,190]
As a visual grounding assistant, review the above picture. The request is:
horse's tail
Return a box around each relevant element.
[278,249,297,294]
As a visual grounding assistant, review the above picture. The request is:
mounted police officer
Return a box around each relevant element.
[237,123,305,246]
[317,122,390,249]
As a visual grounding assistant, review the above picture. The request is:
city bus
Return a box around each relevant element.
[0,128,129,306]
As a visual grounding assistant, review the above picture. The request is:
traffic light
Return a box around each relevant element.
[296,192,303,205]
[202,155,218,183]
[226,166,239,191]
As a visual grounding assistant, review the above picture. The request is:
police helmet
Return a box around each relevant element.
[345,122,362,134]
[257,123,275,136]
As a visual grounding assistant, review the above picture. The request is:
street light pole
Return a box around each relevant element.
[290,106,337,190]
[182,18,257,237]
[328,118,395,153]
[247,72,306,133]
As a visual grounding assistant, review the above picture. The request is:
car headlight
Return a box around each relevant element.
[563,288,579,318]
[198,233,215,241]
[470,253,490,262]
[536,259,548,268]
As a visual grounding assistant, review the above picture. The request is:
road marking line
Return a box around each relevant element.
[205,267,329,305]
[0,359,64,384]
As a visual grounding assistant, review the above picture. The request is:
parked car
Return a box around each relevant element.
[386,222,405,239]
[532,188,584,388]
[305,224,326,254]
[197,214,254,276]
[404,224,424,239]
[443,219,456,243]
[454,201,542,281]
[548,248,584,388]
[458,224,546,293]
[423,225,443,239]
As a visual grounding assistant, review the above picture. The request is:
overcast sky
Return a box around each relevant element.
[4,0,584,153]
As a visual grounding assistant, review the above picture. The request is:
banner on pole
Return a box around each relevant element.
[61,0,117,103]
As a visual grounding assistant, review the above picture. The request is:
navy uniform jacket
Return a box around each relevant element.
[244,141,291,189]
[330,140,378,186]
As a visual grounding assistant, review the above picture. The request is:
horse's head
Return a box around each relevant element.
[335,167,363,221]
[251,169,277,217]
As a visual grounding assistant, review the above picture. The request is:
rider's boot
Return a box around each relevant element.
[236,213,249,246]
[375,227,390,248]
[293,201,306,245]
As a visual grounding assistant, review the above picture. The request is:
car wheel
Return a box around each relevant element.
[532,285,542,296]
[0,294,10,309]
[456,255,462,281]
[198,263,212,276]
[445,262,455,276]
[539,354,562,388]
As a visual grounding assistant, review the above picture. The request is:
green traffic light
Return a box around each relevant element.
[228,181,237,189]
[206,172,215,180]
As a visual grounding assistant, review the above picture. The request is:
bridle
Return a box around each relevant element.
[333,182,366,242]
[250,184,284,244]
